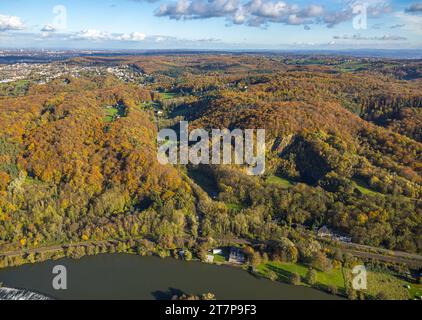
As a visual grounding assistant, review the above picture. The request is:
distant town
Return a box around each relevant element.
[0,62,148,85]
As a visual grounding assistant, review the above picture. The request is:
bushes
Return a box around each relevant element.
[183,250,193,261]
[327,285,338,295]
[270,238,299,263]
[305,268,317,285]
[267,270,278,281]
[311,251,333,272]
[289,272,301,285]
[65,246,86,260]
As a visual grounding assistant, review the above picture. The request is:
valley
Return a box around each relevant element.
[0,53,421,300]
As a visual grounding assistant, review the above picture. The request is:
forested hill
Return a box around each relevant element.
[0,54,421,264]
[0,75,196,256]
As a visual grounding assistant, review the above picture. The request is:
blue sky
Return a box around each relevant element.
[0,0,421,49]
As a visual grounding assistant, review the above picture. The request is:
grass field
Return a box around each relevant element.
[160,92,178,100]
[0,80,30,96]
[257,261,346,293]
[408,283,422,300]
[344,268,410,300]
[366,272,413,300]
[213,254,226,263]
[258,262,417,299]
[104,107,118,122]
[225,203,245,211]
[103,103,127,122]
[337,62,369,72]
[355,185,378,195]
[353,179,380,196]
[140,101,159,109]
[265,175,294,188]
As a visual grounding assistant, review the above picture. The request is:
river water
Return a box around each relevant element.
[0,254,340,300]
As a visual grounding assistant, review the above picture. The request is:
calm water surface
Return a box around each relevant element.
[0,254,341,300]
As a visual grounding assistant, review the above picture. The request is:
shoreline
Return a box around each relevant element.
[0,253,341,300]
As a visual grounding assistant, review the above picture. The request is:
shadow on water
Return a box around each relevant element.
[247,270,263,280]
[152,287,186,300]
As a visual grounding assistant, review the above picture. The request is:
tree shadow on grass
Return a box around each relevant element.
[266,264,295,283]
[266,264,344,297]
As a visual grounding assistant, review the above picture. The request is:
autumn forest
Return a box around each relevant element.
[0,54,421,299]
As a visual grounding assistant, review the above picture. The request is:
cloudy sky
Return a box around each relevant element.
[0,0,421,49]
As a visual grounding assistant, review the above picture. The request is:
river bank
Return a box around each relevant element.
[1,239,420,300]
[0,254,341,300]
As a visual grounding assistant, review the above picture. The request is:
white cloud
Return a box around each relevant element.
[72,29,146,41]
[154,0,392,28]
[0,14,25,31]
[405,3,422,13]
[248,0,291,19]
[333,34,407,41]
[233,6,247,24]
[304,4,324,17]
[396,11,422,35]
[156,0,239,19]
[116,32,146,41]
[73,29,111,40]
[41,24,57,32]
